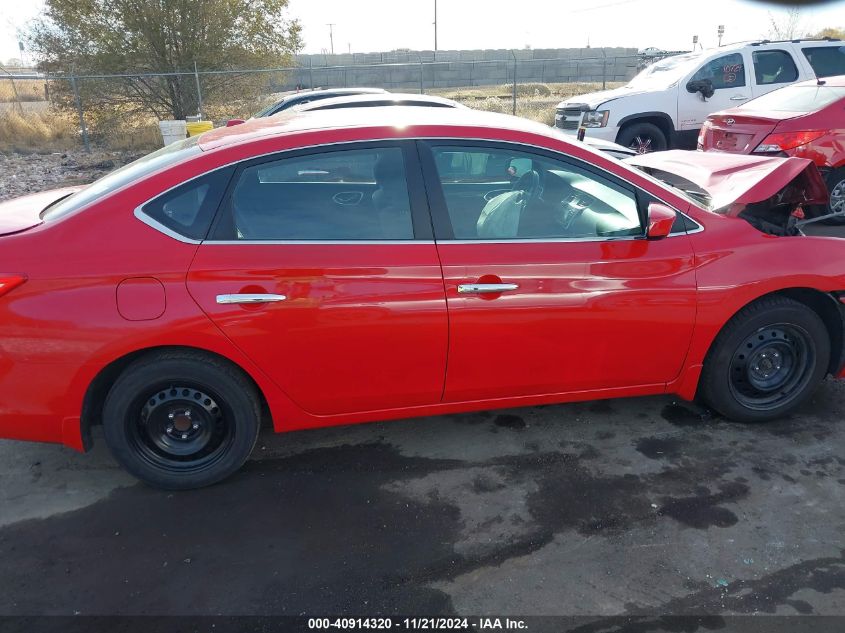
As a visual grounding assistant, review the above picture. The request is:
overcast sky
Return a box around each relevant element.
[2,0,844,65]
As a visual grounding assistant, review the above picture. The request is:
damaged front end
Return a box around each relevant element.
[625,150,830,236]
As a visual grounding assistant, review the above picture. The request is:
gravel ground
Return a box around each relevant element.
[0,150,143,202]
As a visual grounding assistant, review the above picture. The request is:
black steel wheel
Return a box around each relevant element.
[699,296,829,422]
[104,350,261,489]
[727,324,815,412]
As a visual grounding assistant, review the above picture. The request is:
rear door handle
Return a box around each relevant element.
[457,283,519,294]
[730,95,748,101]
[216,293,287,304]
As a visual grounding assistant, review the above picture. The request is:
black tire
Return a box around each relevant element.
[616,122,668,154]
[103,350,262,490]
[821,167,845,226]
[699,296,829,422]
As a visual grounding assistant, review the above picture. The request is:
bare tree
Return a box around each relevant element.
[767,7,802,40]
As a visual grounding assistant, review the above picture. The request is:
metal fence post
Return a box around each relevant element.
[601,48,607,90]
[419,54,424,94]
[70,74,91,153]
[309,58,314,89]
[194,61,203,118]
[510,50,517,115]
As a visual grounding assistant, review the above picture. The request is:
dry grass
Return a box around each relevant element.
[431,81,624,126]
[0,110,77,152]
[0,79,47,103]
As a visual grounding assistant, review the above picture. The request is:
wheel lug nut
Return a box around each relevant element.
[166,425,174,432]
[168,413,175,420]
[181,433,188,440]
[192,423,199,430]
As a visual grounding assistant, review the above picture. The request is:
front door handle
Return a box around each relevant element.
[216,293,287,304]
[457,283,519,294]
[730,95,748,101]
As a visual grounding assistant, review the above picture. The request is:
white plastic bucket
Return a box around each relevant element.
[158,120,187,146]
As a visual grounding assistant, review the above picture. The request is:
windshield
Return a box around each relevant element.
[42,135,203,221]
[626,52,705,89]
[740,84,845,113]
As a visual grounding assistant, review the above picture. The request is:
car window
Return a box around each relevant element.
[802,45,845,78]
[430,145,643,240]
[691,53,746,89]
[220,147,414,240]
[752,50,798,85]
[140,169,232,240]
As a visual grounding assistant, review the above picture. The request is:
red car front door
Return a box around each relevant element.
[187,142,448,416]
[420,141,698,402]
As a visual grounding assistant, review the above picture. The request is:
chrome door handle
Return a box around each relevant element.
[730,96,748,101]
[216,293,287,304]
[457,283,519,294]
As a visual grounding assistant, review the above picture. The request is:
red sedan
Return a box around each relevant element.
[698,75,845,220]
[1,108,843,489]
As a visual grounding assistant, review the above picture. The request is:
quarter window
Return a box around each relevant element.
[691,53,746,89]
[220,147,414,240]
[141,169,232,240]
[430,145,643,240]
[802,45,845,78]
[752,50,798,85]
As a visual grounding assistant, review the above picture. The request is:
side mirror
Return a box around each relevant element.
[685,78,715,99]
[647,202,676,239]
[225,118,245,127]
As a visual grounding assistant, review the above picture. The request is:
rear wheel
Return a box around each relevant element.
[699,297,829,422]
[103,350,261,490]
[616,122,667,154]
[821,167,845,226]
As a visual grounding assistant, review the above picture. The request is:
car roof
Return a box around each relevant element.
[200,106,566,152]
[292,93,465,111]
[281,87,387,103]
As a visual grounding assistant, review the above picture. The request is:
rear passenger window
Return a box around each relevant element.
[141,169,232,240]
[691,53,746,89]
[753,50,798,85]
[803,46,845,78]
[220,147,414,240]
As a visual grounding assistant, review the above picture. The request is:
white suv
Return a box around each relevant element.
[555,38,845,152]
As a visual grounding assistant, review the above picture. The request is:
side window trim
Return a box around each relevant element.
[207,140,433,242]
[417,139,651,243]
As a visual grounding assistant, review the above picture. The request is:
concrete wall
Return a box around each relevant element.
[282,47,639,91]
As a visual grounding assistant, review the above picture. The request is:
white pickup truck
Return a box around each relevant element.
[555,38,845,152]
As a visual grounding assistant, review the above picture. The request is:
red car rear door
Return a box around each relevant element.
[187,142,448,416]
[419,141,698,402]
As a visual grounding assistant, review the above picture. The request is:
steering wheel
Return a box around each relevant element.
[513,170,541,206]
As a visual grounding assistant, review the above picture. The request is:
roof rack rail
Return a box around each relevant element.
[750,36,841,46]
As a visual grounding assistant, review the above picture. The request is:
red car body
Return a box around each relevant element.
[1,108,844,486]
[699,75,845,215]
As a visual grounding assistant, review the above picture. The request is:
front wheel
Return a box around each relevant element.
[699,297,829,422]
[616,122,668,154]
[103,350,262,490]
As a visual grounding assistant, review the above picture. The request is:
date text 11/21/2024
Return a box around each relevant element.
[307,617,528,629]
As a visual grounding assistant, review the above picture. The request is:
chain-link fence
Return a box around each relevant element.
[2,51,654,151]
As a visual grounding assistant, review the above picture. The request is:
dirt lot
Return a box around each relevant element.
[0,150,141,201]
[1,152,844,629]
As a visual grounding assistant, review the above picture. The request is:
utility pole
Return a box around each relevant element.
[717,24,724,47]
[327,23,335,55]
[433,0,438,52]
